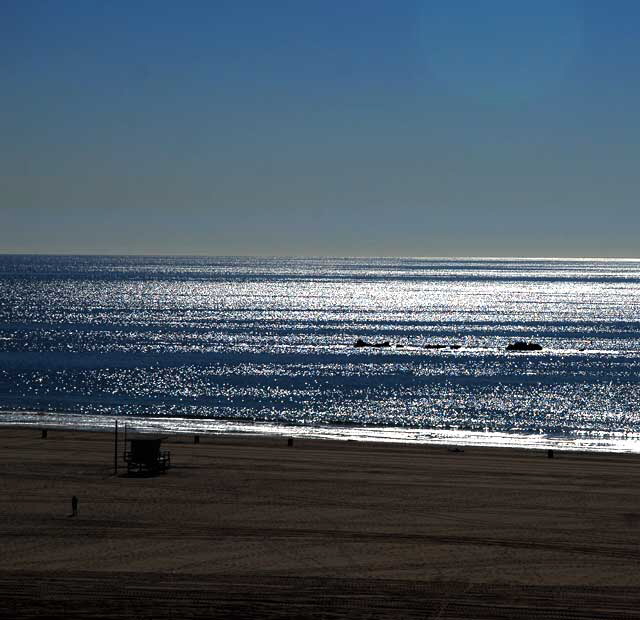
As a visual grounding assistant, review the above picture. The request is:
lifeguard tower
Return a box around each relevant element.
[125,434,171,475]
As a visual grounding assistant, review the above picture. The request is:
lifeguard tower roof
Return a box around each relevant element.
[126,433,169,442]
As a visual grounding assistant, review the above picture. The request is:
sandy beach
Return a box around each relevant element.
[2,428,640,618]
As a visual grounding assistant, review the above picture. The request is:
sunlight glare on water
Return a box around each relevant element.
[1,256,639,450]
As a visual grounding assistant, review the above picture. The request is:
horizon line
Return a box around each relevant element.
[1,252,639,261]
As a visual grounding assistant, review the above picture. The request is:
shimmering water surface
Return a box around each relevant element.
[1,255,639,451]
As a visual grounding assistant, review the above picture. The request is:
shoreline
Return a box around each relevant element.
[1,427,640,618]
[3,408,640,454]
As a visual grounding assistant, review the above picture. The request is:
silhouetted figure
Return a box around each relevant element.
[71,495,78,517]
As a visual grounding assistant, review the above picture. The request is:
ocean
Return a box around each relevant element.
[1,255,639,451]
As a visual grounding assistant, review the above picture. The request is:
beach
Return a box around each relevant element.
[1,428,640,618]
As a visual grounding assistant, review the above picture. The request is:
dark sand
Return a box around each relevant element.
[1,428,640,618]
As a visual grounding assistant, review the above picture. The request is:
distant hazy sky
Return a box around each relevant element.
[3,1,640,256]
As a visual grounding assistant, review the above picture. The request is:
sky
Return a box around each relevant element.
[2,1,640,257]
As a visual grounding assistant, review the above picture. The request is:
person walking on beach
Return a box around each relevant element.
[71,495,78,517]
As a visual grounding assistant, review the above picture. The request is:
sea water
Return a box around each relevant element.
[1,255,639,451]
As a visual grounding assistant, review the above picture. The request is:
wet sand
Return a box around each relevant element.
[1,428,640,618]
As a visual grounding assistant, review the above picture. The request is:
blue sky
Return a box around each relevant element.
[2,1,640,256]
